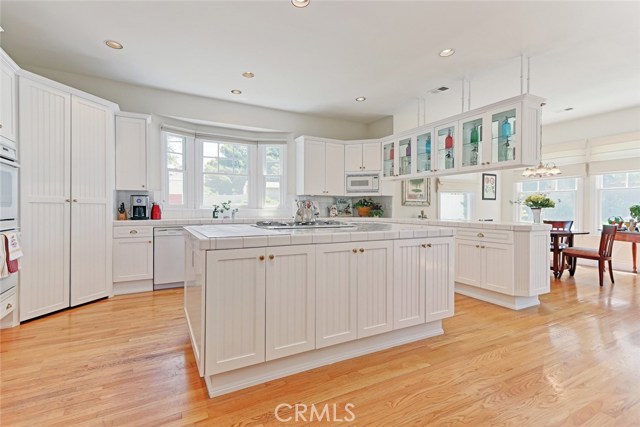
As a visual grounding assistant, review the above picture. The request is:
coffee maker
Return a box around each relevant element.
[130,195,149,220]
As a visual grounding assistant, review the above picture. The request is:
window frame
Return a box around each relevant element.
[162,132,195,209]
[594,171,640,231]
[514,177,583,228]
[438,191,473,221]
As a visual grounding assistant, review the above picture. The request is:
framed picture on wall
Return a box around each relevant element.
[402,178,430,206]
[482,173,497,200]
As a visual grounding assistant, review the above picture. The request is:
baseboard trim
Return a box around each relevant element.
[455,283,540,310]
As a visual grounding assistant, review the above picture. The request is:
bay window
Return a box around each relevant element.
[595,171,640,227]
[516,177,580,226]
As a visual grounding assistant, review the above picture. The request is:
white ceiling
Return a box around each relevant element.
[1,1,639,125]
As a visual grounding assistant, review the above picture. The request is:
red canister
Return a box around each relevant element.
[151,203,162,220]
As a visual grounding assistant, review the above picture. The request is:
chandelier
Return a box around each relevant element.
[522,162,562,178]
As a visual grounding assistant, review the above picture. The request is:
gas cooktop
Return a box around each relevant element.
[254,220,356,229]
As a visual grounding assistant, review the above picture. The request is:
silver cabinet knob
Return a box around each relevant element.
[130,230,138,234]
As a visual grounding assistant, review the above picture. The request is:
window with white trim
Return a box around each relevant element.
[162,131,287,210]
[439,192,472,220]
[595,171,640,226]
[516,177,580,226]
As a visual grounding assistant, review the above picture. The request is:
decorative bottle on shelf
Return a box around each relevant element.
[390,146,394,160]
[445,150,453,169]
[470,125,479,144]
[470,147,478,166]
[425,134,431,160]
[445,129,454,149]
[405,142,411,157]
[501,117,512,138]
[499,117,512,161]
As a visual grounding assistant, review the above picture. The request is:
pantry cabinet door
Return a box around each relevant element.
[115,115,147,190]
[455,239,482,287]
[265,245,316,361]
[357,240,393,338]
[302,138,326,196]
[316,243,358,348]
[205,248,266,375]
[0,57,17,142]
[70,96,114,307]
[425,238,455,322]
[393,240,426,329]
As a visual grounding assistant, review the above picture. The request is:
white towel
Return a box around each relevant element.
[5,232,23,260]
[0,235,8,278]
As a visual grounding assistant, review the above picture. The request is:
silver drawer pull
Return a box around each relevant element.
[6,303,12,310]
[477,232,484,238]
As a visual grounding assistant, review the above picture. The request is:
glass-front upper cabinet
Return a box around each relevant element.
[398,137,412,176]
[382,140,395,178]
[435,123,457,172]
[491,107,518,164]
[461,116,484,170]
[416,131,432,173]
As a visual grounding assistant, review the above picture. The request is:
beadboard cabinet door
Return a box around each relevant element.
[19,79,72,320]
[393,240,426,329]
[265,245,315,361]
[0,54,18,142]
[316,243,358,348]
[70,96,114,307]
[205,248,266,375]
[112,238,153,282]
[455,239,483,287]
[482,242,515,295]
[424,238,455,322]
[357,241,393,338]
[115,114,148,190]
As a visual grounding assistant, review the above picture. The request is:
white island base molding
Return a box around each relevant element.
[204,321,442,398]
[455,283,541,310]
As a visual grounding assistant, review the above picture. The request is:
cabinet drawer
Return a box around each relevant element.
[114,226,153,238]
[1,291,17,318]
[456,228,513,244]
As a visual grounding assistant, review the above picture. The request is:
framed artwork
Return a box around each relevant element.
[402,178,430,206]
[482,173,497,200]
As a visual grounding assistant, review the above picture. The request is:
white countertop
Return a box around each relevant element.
[185,222,457,250]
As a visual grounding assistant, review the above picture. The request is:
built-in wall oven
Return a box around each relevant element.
[0,142,18,231]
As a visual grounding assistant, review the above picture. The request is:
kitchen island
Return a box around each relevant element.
[184,222,456,398]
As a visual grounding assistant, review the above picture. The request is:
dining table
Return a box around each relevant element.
[613,231,639,273]
[550,230,590,278]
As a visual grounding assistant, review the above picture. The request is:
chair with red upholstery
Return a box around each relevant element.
[559,225,617,286]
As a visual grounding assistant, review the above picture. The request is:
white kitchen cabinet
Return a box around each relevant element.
[112,236,153,282]
[206,248,266,375]
[185,235,206,377]
[265,245,315,361]
[115,113,149,191]
[19,76,115,321]
[357,241,393,338]
[393,240,426,329]
[0,50,18,143]
[382,136,414,178]
[345,141,381,172]
[316,242,358,348]
[295,136,345,196]
[205,245,316,373]
[455,236,514,295]
[424,238,455,322]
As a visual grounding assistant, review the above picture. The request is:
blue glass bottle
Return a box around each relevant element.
[501,117,511,139]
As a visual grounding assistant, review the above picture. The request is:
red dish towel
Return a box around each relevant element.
[3,234,19,273]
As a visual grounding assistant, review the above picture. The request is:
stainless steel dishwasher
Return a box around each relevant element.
[153,227,187,290]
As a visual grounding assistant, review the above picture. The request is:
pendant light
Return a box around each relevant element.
[521,57,561,178]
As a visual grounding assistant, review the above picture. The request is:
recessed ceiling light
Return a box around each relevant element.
[564,107,574,111]
[291,0,310,8]
[0,26,4,33]
[242,72,255,78]
[439,48,455,57]
[105,40,123,50]
[231,89,242,95]
[355,97,366,102]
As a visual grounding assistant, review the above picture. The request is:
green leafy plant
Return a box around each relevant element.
[353,198,376,208]
[607,215,623,225]
[630,204,640,220]
[523,194,555,209]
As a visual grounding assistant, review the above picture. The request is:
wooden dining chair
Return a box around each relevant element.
[545,220,574,249]
[559,225,617,286]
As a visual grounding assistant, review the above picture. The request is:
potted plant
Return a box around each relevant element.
[353,198,375,217]
[370,201,384,218]
[523,194,555,223]
[629,204,640,232]
[607,215,624,229]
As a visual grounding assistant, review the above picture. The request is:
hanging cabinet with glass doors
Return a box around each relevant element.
[381,94,544,180]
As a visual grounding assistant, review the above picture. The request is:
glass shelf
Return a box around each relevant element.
[491,108,516,163]
[382,143,394,177]
[399,138,411,175]
[437,126,455,170]
[416,132,431,173]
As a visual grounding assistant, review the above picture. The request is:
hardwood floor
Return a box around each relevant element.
[2,267,639,426]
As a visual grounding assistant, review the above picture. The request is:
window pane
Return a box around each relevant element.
[203,157,218,173]
[600,188,640,224]
[234,145,249,174]
[203,141,218,158]
[539,180,555,192]
[203,174,249,207]
[264,176,281,207]
[167,153,183,169]
[167,141,183,154]
[628,171,640,187]
[168,171,184,205]
[603,173,627,188]
[440,192,470,220]
[266,161,281,175]
[521,181,537,192]
[557,177,577,190]
[542,191,576,222]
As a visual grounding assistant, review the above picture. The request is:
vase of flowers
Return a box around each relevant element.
[523,194,555,223]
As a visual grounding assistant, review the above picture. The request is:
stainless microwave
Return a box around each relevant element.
[346,173,380,194]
